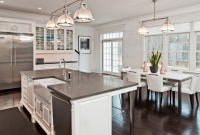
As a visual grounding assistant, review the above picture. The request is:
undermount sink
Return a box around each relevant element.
[35,78,66,88]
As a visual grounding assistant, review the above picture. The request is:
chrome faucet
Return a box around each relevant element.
[59,58,66,76]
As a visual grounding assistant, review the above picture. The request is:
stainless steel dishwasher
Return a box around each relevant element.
[51,91,72,135]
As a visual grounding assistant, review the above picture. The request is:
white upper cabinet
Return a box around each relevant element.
[35,25,75,54]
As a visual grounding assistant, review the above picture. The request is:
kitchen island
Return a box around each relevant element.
[20,69,138,135]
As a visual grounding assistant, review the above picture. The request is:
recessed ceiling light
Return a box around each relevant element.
[0,1,4,3]
[38,7,42,10]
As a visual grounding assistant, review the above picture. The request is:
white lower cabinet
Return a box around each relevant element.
[35,95,52,135]
[35,63,78,70]
[36,99,42,118]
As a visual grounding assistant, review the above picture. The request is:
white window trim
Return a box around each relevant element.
[167,33,190,70]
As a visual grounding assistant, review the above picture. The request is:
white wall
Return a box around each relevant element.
[75,25,94,73]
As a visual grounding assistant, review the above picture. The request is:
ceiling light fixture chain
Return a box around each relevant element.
[138,0,174,34]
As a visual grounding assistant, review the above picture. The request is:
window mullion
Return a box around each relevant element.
[190,22,195,71]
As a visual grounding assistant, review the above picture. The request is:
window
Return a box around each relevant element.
[168,33,189,70]
[102,32,123,74]
[196,33,200,70]
[145,35,163,66]
[103,32,123,40]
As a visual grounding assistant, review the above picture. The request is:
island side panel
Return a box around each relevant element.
[72,95,111,135]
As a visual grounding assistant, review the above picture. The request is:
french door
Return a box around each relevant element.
[102,40,123,75]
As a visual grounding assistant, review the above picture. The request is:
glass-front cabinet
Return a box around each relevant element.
[35,26,74,53]
[57,29,65,50]
[46,29,54,50]
[36,27,44,50]
[66,30,73,50]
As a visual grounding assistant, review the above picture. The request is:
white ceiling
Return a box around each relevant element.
[0,0,200,25]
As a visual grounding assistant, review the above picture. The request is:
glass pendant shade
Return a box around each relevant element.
[57,8,74,27]
[161,20,174,32]
[46,16,60,30]
[138,24,149,34]
[73,1,93,23]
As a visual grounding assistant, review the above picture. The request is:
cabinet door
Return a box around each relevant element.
[28,79,34,110]
[36,27,45,50]
[42,105,51,126]
[46,29,55,50]
[57,29,65,50]
[36,99,42,118]
[66,29,73,50]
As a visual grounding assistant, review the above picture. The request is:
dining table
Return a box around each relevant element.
[129,69,194,115]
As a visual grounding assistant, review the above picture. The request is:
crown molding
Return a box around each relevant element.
[0,16,36,24]
[94,3,200,29]
[0,8,50,19]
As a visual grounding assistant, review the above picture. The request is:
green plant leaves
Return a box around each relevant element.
[148,48,162,67]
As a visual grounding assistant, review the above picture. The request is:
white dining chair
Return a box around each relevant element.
[122,67,131,72]
[146,74,172,106]
[172,75,200,109]
[127,71,147,100]
[164,69,183,87]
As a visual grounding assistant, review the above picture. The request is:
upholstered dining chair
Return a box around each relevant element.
[164,69,183,87]
[146,74,172,106]
[172,75,200,109]
[127,71,147,100]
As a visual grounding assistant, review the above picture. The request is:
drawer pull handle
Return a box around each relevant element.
[51,94,69,104]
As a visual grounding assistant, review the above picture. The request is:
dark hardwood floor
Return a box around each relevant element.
[0,88,200,135]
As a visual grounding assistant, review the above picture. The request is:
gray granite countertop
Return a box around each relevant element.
[36,61,78,65]
[21,69,138,100]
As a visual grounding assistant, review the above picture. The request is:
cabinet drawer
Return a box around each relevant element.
[48,64,59,69]
[23,94,28,104]
[36,66,49,70]
[22,87,28,97]
[22,76,28,83]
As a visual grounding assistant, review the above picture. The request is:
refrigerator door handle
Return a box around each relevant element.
[14,47,16,65]
[10,47,12,65]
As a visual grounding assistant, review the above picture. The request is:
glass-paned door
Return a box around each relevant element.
[112,41,122,73]
[103,40,123,74]
[57,29,64,50]
[36,27,44,50]
[46,29,54,50]
[103,41,112,73]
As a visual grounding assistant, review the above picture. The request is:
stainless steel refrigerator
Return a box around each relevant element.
[0,32,33,90]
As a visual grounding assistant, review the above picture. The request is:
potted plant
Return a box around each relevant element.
[149,48,162,73]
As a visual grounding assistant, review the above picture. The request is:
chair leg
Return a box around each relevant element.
[139,87,142,101]
[160,92,163,106]
[135,89,138,102]
[170,90,172,104]
[173,91,175,105]
[196,93,199,105]
[190,94,194,109]
[147,89,150,101]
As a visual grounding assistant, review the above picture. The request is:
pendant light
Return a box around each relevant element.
[57,7,74,27]
[138,24,149,34]
[46,14,60,30]
[73,1,94,22]
[161,19,174,32]
[138,0,174,34]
